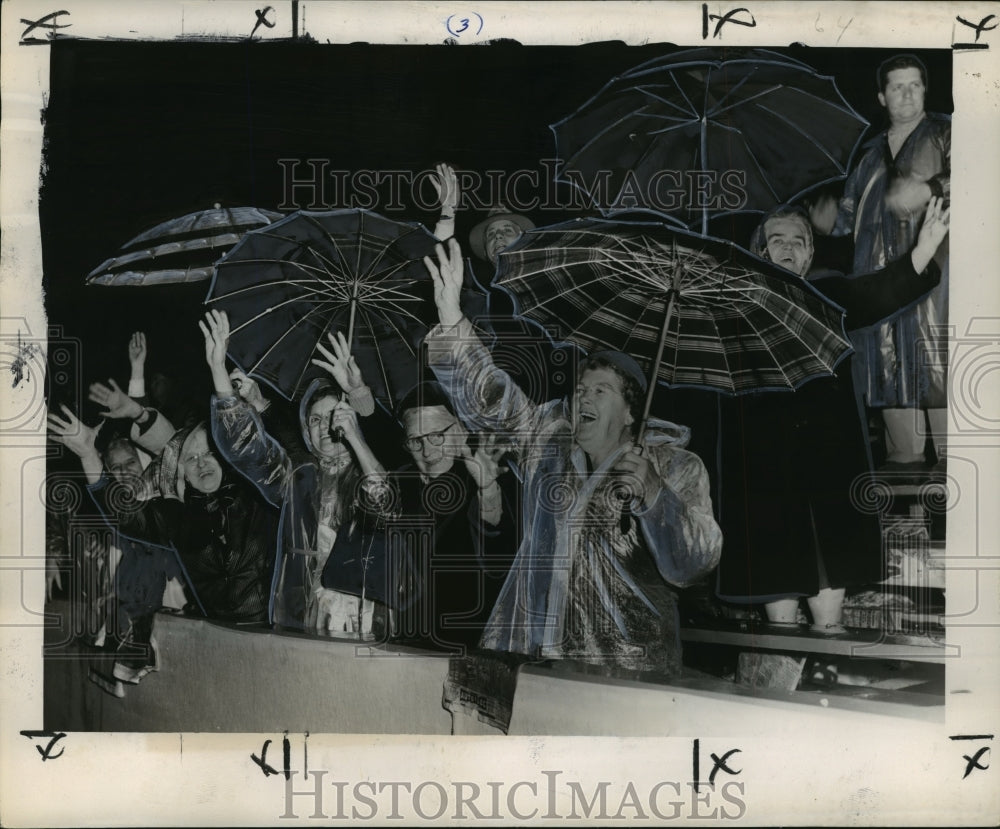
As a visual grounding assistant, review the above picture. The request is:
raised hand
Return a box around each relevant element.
[911,196,951,274]
[885,174,933,219]
[424,238,465,328]
[199,310,230,372]
[48,404,102,459]
[127,331,147,371]
[88,378,142,420]
[459,431,507,491]
[312,330,365,393]
[199,310,234,396]
[431,162,459,215]
[330,399,362,444]
[917,196,950,248]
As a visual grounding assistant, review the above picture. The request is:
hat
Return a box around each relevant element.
[394,379,456,424]
[584,350,649,393]
[469,205,535,261]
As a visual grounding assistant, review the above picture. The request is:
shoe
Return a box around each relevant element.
[810,623,848,636]
[113,661,154,684]
[88,668,125,698]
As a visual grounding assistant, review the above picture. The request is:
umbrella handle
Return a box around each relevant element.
[347,297,357,349]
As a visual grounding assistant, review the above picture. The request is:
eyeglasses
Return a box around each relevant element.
[403,422,457,452]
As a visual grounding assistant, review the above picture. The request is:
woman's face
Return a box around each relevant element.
[307,394,350,463]
[180,427,223,494]
[763,216,813,277]
[105,444,143,485]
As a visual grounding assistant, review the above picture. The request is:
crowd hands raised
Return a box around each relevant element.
[46,123,950,699]
[46,227,722,691]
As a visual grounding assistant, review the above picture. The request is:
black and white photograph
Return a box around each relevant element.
[1,1,998,825]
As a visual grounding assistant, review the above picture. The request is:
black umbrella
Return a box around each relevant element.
[87,204,285,285]
[206,208,482,407]
[551,47,869,234]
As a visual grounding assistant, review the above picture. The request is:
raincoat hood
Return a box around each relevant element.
[298,378,342,457]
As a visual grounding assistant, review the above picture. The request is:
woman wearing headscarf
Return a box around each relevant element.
[51,409,280,626]
[202,311,390,636]
[714,198,949,632]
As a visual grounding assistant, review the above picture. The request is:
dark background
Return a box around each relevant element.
[40,39,953,476]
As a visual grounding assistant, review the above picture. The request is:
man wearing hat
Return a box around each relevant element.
[423,238,722,675]
[469,205,536,265]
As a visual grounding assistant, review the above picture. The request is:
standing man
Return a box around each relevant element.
[823,54,950,474]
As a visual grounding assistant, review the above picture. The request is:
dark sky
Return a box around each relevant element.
[39,39,952,449]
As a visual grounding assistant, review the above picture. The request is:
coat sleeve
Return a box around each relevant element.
[633,446,723,588]
[809,257,942,330]
[211,394,293,508]
[425,317,552,459]
[129,408,175,455]
[927,119,951,204]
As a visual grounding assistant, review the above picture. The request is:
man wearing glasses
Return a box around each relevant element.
[321,380,517,652]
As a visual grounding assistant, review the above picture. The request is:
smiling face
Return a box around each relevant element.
[402,405,462,478]
[306,393,351,463]
[879,67,926,127]
[484,218,524,264]
[105,442,143,487]
[180,427,223,494]
[764,216,813,277]
[572,367,635,467]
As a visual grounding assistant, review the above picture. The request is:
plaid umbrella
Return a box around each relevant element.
[494,217,852,428]
[551,47,868,234]
[87,204,285,285]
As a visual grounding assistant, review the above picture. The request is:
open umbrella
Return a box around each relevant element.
[87,204,285,285]
[551,47,868,234]
[206,208,479,407]
[493,217,852,431]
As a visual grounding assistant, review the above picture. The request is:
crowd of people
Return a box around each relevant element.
[46,54,950,703]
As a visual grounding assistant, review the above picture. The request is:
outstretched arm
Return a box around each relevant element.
[48,405,104,484]
[89,377,175,454]
[424,239,546,447]
[202,310,292,507]
[127,331,147,397]
[812,197,950,328]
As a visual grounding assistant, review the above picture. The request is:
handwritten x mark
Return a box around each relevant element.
[963,747,990,779]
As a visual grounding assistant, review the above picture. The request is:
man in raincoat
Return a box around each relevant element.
[422,238,723,676]
[827,54,950,473]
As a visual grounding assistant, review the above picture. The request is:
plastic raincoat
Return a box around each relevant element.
[426,318,722,675]
[834,112,950,408]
